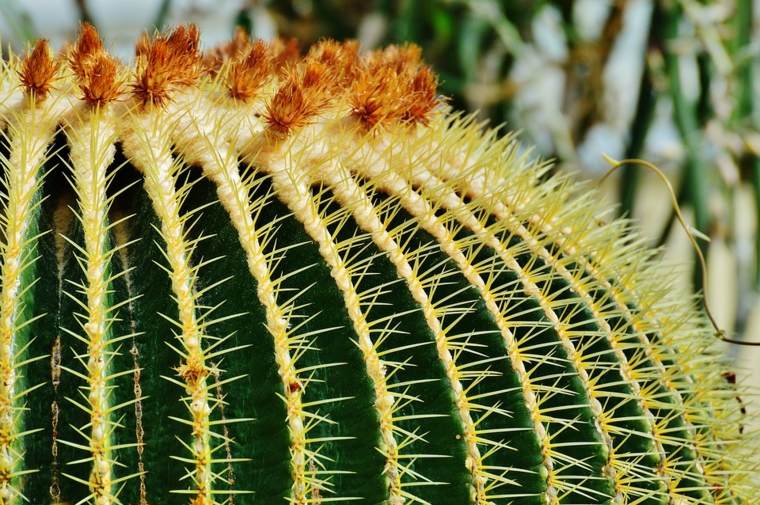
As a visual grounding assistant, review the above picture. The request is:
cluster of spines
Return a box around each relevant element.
[53,32,138,502]
[308,151,523,502]
[120,112,244,505]
[0,39,72,501]
[266,156,441,503]
[417,116,755,501]
[56,106,140,504]
[168,82,354,499]
[0,21,754,505]
[330,132,600,503]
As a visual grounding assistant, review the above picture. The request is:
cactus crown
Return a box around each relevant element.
[0,23,756,505]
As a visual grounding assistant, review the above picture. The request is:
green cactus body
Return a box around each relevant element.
[0,24,755,505]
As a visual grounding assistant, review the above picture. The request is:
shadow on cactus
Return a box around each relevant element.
[0,23,755,505]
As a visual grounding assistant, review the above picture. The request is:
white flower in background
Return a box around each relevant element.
[509,5,571,159]
[573,0,613,41]
[577,0,653,173]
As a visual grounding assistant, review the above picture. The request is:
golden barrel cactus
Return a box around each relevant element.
[0,24,755,505]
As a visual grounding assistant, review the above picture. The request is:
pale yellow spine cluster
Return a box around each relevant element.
[120,112,214,504]
[261,139,406,503]
[64,110,118,504]
[315,130,557,502]
[0,98,64,503]
[421,116,733,499]
[410,131,674,500]
[582,251,728,499]
[438,158,711,495]
[0,73,21,132]
[479,201,671,495]
[306,114,715,502]
[608,266,721,497]
[408,176,622,499]
[219,173,312,502]
[566,222,722,498]
[169,98,317,502]
[311,160,496,503]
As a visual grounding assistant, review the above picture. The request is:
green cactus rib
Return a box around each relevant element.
[0,26,756,505]
[417,120,745,501]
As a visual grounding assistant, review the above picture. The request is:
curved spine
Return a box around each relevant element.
[408,168,674,500]
[310,156,535,503]
[420,115,723,500]
[363,164,616,502]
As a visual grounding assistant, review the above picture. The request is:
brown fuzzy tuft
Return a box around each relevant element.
[132,24,202,107]
[204,27,251,75]
[401,66,439,125]
[349,65,408,130]
[77,53,122,107]
[306,39,359,89]
[367,43,422,74]
[19,40,59,101]
[69,23,122,107]
[264,67,326,134]
[135,32,150,59]
[69,23,103,77]
[271,38,300,75]
[350,43,438,129]
[301,59,328,91]
[227,40,272,102]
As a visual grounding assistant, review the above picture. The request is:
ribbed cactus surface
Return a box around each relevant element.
[0,24,755,505]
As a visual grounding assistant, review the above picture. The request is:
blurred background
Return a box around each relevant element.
[2,0,759,407]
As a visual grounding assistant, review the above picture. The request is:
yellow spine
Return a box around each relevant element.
[121,111,213,504]
[0,100,61,504]
[406,168,677,499]
[263,141,405,503]
[442,160,718,498]
[339,128,647,501]
[170,98,314,501]
[313,161,505,504]
[65,109,118,504]
[418,115,721,499]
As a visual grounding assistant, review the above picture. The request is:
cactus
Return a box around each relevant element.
[0,23,755,505]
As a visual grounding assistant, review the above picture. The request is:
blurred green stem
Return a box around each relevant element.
[153,0,172,30]
[462,0,524,56]
[74,0,94,25]
[0,0,37,44]
[619,72,655,218]
[752,165,760,291]
[734,0,760,291]
[661,2,710,292]
[618,5,659,218]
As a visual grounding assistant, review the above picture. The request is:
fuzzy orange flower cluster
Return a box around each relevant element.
[19,40,59,101]
[18,24,440,131]
[133,24,202,107]
[69,23,122,106]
